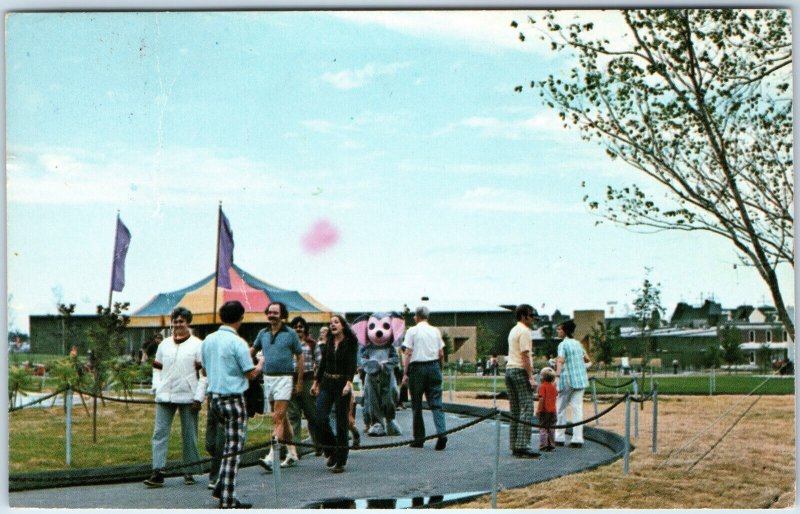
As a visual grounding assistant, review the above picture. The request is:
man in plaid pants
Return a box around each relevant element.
[201,301,263,509]
[504,303,540,459]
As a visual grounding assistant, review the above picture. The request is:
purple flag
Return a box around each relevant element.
[217,209,234,289]
[111,216,131,292]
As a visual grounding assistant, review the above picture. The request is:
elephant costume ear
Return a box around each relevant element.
[352,314,369,347]
[390,316,406,347]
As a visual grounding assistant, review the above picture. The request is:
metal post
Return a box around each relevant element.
[651,383,658,454]
[448,369,453,403]
[491,365,500,509]
[624,395,630,475]
[591,378,599,425]
[271,436,281,506]
[66,385,72,466]
[709,366,714,396]
[632,378,639,438]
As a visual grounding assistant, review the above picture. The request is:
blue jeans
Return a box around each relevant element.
[152,402,200,473]
[315,378,351,467]
[408,361,446,442]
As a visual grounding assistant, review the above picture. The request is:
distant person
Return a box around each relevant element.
[202,300,263,509]
[311,314,358,473]
[141,333,164,364]
[252,302,303,471]
[287,316,319,457]
[144,307,206,488]
[555,319,591,448]
[672,359,680,375]
[401,305,447,451]
[536,367,557,452]
[505,303,539,458]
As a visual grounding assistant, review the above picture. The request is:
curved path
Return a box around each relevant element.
[9,404,625,509]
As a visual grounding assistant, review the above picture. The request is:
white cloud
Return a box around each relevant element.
[321,62,410,90]
[434,112,568,140]
[443,187,584,214]
[330,10,631,58]
[331,11,539,55]
[6,145,362,210]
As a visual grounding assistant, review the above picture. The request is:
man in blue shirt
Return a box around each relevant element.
[202,301,263,509]
[250,301,304,470]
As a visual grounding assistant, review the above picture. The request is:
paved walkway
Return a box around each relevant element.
[9,408,623,509]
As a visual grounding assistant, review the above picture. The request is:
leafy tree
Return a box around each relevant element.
[110,357,140,405]
[475,322,498,364]
[85,302,130,441]
[702,343,722,369]
[755,343,772,374]
[57,303,77,356]
[48,357,91,415]
[8,366,31,407]
[632,272,665,385]
[589,321,615,377]
[440,331,454,362]
[516,9,794,340]
[719,325,745,373]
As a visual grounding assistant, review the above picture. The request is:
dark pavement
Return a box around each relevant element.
[9,407,623,509]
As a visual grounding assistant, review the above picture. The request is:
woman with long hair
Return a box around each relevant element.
[311,314,358,473]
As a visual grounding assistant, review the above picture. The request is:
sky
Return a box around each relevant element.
[5,9,795,334]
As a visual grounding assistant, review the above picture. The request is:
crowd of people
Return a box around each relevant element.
[141,301,589,509]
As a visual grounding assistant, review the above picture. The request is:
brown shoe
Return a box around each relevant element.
[326,455,336,467]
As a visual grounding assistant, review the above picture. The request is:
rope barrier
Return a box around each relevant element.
[686,395,760,471]
[591,377,636,389]
[10,407,500,484]
[655,368,785,471]
[276,408,500,451]
[8,388,67,413]
[500,393,629,429]
[73,388,156,405]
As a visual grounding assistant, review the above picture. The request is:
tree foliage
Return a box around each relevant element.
[719,325,746,372]
[85,302,131,394]
[475,322,499,363]
[517,9,794,339]
[589,321,615,376]
[632,272,665,383]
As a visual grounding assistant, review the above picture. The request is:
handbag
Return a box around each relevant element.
[244,374,265,418]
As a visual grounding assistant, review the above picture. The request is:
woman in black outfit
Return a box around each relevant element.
[310,314,358,473]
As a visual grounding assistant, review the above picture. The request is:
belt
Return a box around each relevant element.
[324,372,343,379]
[265,373,294,377]
[210,393,242,399]
[410,360,439,365]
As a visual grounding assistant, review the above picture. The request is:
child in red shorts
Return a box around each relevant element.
[537,367,557,451]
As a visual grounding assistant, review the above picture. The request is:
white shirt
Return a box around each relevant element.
[153,335,207,404]
[403,321,444,363]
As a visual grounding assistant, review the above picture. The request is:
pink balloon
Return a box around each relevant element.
[301,219,340,254]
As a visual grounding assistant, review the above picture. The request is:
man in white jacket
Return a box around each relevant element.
[144,307,207,488]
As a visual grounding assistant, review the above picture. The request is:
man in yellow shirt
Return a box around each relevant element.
[505,304,539,458]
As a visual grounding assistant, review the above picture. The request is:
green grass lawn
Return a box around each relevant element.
[9,400,278,473]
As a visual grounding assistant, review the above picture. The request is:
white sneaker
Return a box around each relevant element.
[207,480,217,490]
[280,454,299,468]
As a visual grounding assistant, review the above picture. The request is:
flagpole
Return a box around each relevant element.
[108,210,120,310]
[213,202,222,325]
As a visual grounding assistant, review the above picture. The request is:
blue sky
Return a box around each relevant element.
[6,10,794,333]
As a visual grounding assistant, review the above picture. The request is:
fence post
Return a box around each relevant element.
[632,378,639,438]
[66,385,72,466]
[709,367,714,396]
[491,365,500,509]
[271,436,281,506]
[651,382,658,454]
[591,378,599,425]
[624,394,630,475]
[448,369,454,403]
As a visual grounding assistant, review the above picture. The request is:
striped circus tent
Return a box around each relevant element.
[129,264,331,327]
